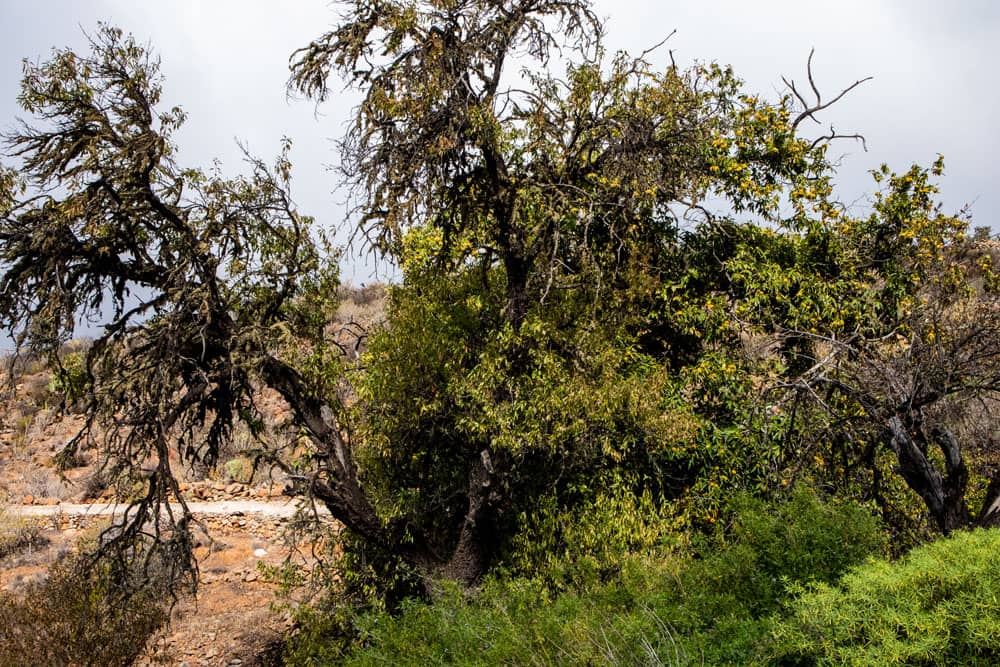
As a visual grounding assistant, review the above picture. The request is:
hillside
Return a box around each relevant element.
[0,285,384,665]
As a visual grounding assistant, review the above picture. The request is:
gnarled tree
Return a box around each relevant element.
[741,161,1000,535]
[2,3,865,591]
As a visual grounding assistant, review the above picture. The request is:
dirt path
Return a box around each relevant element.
[11,499,327,518]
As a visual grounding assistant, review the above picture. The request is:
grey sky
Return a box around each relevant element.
[1,1,997,286]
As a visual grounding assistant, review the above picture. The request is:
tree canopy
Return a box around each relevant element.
[1,2,998,608]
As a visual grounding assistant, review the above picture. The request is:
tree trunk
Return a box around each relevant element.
[504,252,529,329]
[440,449,502,585]
[263,355,505,588]
[977,475,1000,528]
[886,415,970,533]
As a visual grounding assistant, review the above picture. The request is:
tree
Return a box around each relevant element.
[287,0,859,586]
[2,5,867,593]
[731,160,1000,534]
[288,1,851,327]
[0,25,343,574]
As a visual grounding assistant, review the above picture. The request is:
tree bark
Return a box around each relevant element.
[260,356,390,543]
[441,449,502,584]
[977,474,1000,528]
[503,252,530,328]
[886,415,970,533]
[931,425,971,531]
[261,355,502,587]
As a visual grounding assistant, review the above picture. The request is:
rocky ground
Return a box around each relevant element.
[2,498,336,665]
[141,515,307,667]
[0,373,332,666]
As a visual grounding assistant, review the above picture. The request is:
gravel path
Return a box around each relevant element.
[10,500,328,518]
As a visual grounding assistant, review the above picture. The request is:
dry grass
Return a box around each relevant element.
[0,508,47,561]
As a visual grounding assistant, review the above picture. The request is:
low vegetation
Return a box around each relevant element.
[775,528,1000,665]
[293,496,1000,666]
[0,506,46,560]
[0,530,177,667]
[287,488,887,665]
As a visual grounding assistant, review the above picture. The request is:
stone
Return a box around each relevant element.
[22,494,34,505]
[253,548,267,558]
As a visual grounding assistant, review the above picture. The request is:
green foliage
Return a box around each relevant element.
[774,528,1000,665]
[0,22,339,480]
[342,574,686,667]
[501,473,685,591]
[291,489,882,665]
[354,262,713,583]
[282,602,361,667]
[712,156,1000,537]
[683,487,887,619]
[5,9,997,651]
[48,348,90,408]
[223,456,254,484]
[630,487,884,664]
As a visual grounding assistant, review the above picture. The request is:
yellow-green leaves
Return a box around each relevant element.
[0,164,23,214]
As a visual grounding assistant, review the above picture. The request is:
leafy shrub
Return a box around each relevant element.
[340,570,695,667]
[645,487,887,664]
[292,488,885,665]
[224,456,255,484]
[683,486,887,618]
[501,473,684,591]
[283,602,362,667]
[47,348,90,408]
[773,527,1000,665]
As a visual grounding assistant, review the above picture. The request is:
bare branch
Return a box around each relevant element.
[785,48,872,134]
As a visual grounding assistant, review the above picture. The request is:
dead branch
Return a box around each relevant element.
[783,48,871,136]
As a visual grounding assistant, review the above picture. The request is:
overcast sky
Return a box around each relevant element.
[2,0,997,286]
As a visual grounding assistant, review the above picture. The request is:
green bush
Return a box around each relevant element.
[0,519,189,667]
[341,569,693,667]
[773,527,1000,666]
[290,488,885,665]
[648,487,886,664]
[501,473,684,591]
[683,487,887,618]
[47,348,90,408]
[224,456,254,484]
